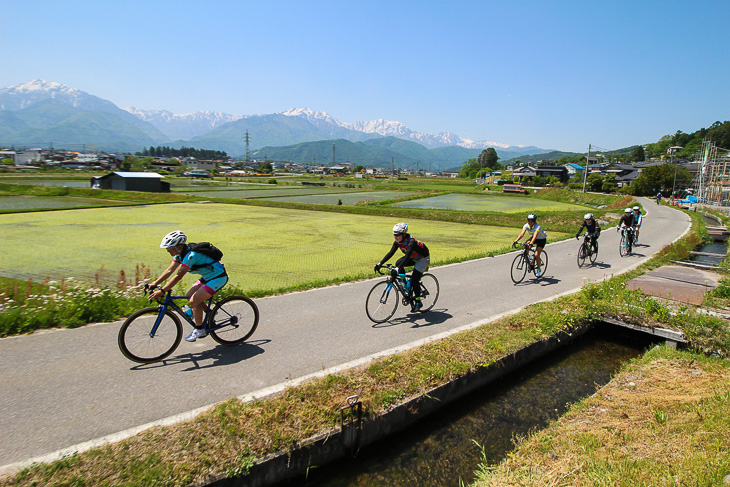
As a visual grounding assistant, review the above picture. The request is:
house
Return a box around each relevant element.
[534,165,569,183]
[565,163,584,176]
[512,165,537,179]
[442,171,459,178]
[0,149,42,165]
[91,172,170,192]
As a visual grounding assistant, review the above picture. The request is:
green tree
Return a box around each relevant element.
[601,174,618,193]
[629,146,645,162]
[1,158,14,166]
[459,158,480,179]
[258,161,273,174]
[631,163,692,196]
[480,148,501,169]
[587,173,603,192]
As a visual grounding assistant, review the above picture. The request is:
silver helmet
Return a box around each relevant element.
[160,230,187,249]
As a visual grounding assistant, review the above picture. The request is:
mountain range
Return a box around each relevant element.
[0,80,550,169]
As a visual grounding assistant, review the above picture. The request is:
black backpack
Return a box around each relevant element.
[187,242,223,270]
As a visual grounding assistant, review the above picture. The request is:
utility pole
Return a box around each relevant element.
[243,130,251,162]
[582,144,591,193]
[391,156,394,177]
[332,143,335,165]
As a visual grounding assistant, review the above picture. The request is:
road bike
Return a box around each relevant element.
[510,242,548,284]
[365,265,439,323]
[576,233,598,267]
[118,287,259,364]
[618,227,634,257]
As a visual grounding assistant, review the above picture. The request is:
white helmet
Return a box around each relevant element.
[527,213,536,221]
[393,222,408,234]
[624,208,632,214]
[633,206,640,211]
[584,213,593,220]
[160,230,187,249]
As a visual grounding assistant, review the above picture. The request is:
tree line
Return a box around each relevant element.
[138,146,229,160]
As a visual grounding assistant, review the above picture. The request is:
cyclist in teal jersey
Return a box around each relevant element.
[514,214,547,277]
[148,230,229,342]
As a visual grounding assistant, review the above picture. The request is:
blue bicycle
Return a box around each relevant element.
[118,287,259,364]
[365,264,439,323]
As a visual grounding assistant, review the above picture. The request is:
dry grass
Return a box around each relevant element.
[472,348,730,486]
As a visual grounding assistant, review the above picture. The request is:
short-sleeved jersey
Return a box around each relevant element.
[174,248,226,280]
[523,222,547,240]
[619,214,634,227]
[578,219,601,235]
[632,212,643,226]
[380,235,430,265]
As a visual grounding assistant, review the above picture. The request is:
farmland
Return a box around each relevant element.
[392,193,587,213]
[0,202,566,294]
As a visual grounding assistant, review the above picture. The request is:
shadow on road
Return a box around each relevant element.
[589,261,612,269]
[372,309,452,329]
[128,339,270,371]
[512,275,562,286]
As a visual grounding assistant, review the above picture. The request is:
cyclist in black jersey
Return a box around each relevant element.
[374,222,430,311]
[576,213,601,253]
[617,208,635,246]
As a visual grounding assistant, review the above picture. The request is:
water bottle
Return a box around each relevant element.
[528,255,535,267]
[406,280,411,293]
[182,305,193,319]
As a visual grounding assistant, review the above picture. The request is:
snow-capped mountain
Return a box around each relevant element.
[123,107,242,140]
[0,80,547,158]
[280,107,518,151]
[0,79,120,112]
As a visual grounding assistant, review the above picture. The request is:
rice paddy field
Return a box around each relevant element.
[391,193,588,213]
[0,179,90,187]
[0,202,564,293]
[0,195,122,211]
[175,184,417,205]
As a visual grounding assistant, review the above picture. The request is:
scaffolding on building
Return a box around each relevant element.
[692,139,730,205]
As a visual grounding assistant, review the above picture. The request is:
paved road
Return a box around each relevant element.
[0,199,690,472]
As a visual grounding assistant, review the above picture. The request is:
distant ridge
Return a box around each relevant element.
[0,80,551,167]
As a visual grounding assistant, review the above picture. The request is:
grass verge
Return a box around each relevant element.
[471,347,730,487]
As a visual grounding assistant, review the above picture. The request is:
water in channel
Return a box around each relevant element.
[291,326,656,487]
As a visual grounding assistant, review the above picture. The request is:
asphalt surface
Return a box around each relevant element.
[0,198,691,472]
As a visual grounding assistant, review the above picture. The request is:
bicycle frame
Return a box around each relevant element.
[150,293,214,336]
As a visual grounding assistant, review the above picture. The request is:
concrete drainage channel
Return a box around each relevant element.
[195,318,681,487]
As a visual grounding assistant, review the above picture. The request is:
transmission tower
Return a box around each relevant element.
[243,130,251,162]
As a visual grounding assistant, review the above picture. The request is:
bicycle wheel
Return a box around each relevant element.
[535,251,549,280]
[209,295,259,345]
[619,234,628,257]
[510,254,528,284]
[118,307,182,364]
[577,242,587,267]
[589,243,598,264]
[366,281,399,323]
[417,273,440,312]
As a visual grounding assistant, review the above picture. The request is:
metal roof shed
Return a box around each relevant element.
[92,172,170,192]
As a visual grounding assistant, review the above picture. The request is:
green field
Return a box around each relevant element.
[0,195,121,210]
[392,193,588,213]
[0,202,564,293]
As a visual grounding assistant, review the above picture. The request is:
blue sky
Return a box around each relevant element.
[2,0,728,152]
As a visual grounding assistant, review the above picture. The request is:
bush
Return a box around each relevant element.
[267,178,278,184]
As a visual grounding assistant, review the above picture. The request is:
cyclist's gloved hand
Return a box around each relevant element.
[374,263,382,273]
[576,234,580,239]
[144,283,150,291]
[390,268,400,278]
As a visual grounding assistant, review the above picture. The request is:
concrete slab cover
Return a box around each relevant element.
[627,265,722,305]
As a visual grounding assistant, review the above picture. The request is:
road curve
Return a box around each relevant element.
[0,198,691,472]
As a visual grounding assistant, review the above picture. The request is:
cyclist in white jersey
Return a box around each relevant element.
[514,214,547,277]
